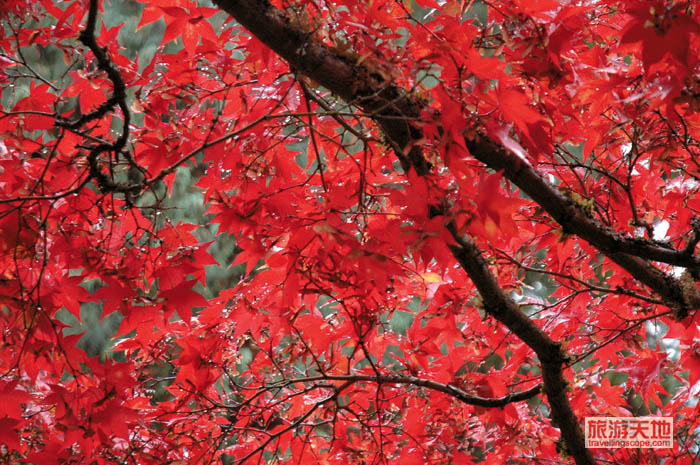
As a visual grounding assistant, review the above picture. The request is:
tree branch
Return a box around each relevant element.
[466,136,700,317]
[270,374,542,408]
[211,0,700,318]
[211,0,596,463]
[445,226,594,463]
[59,0,142,199]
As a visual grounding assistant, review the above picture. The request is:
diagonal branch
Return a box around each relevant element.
[211,0,700,318]
[211,0,595,464]
[445,224,593,463]
[466,136,700,317]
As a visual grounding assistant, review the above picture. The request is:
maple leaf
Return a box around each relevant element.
[0,417,22,452]
[615,351,669,405]
[92,399,139,441]
[160,280,208,323]
[137,2,219,55]
[63,70,109,114]
[620,3,700,70]
[11,82,56,130]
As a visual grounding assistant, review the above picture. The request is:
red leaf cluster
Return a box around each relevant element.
[2,0,700,464]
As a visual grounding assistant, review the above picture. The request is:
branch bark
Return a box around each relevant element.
[212,0,700,317]
[61,0,145,199]
[446,227,592,462]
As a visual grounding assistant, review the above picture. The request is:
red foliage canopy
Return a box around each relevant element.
[2,0,700,464]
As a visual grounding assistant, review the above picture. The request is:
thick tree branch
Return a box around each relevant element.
[446,226,593,463]
[212,0,700,318]
[447,227,563,362]
[212,0,429,175]
[466,136,700,317]
[211,0,596,463]
[469,139,700,270]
